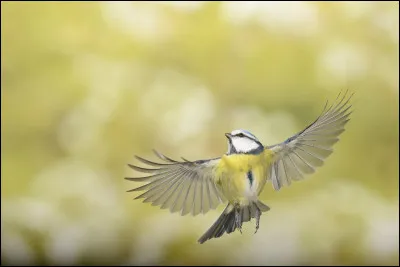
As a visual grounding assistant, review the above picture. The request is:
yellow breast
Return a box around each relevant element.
[221,154,258,172]
[214,149,274,203]
[216,149,274,174]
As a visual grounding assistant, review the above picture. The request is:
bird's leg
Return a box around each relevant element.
[254,206,261,234]
[235,205,242,234]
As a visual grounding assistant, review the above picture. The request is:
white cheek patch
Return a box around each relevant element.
[231,138,260,153]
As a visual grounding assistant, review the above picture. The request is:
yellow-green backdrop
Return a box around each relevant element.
[1,1,398,266]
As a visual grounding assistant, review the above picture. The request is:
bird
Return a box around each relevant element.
[125,90,353,244]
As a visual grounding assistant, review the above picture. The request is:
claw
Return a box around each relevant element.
[235,205,242,234]
[254,205,260,234]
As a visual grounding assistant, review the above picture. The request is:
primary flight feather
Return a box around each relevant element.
[125,90,353,244]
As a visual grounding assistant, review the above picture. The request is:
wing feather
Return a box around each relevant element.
[170,170,194,213]
[135,171,182,201]
[126,150,226,216]
[155,169,190,208]
[266,90,353,190]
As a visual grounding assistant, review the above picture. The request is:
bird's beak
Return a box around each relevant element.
[225,133,232,139]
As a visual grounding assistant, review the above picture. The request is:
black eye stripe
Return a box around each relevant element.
[235,133,250,138]
[232,132,259,141]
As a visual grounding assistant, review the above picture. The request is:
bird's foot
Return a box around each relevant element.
[254,206,260,234]
[235,206,242,234]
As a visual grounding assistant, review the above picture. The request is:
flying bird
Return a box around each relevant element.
[125,90,353,244]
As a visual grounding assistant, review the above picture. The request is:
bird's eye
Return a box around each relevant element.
[237,133,245,137]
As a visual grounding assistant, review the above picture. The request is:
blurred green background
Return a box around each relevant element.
[1,1,399,266]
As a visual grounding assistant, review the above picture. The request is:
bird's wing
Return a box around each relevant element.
[125,150,227,216]
[265,90,353,191]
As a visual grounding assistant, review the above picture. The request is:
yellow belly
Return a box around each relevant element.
[215,150,274,204]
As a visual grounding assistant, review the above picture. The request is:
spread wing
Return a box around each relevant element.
[125,150,227,216]
[265,90,353,191]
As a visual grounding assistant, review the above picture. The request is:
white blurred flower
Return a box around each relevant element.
[140,69,215,146]
[160,1,206,12]
[222,1,319,37]
[101,1,170,42]
[317,42,368,86]
[1,230,35,266]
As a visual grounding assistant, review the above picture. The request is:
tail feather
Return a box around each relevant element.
[198,200,270,244]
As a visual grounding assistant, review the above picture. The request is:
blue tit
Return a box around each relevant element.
[126,90,353,244]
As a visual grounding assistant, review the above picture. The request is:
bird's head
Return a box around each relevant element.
[225,129,264,155]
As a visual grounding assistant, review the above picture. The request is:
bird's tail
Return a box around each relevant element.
[198,200,270,244]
